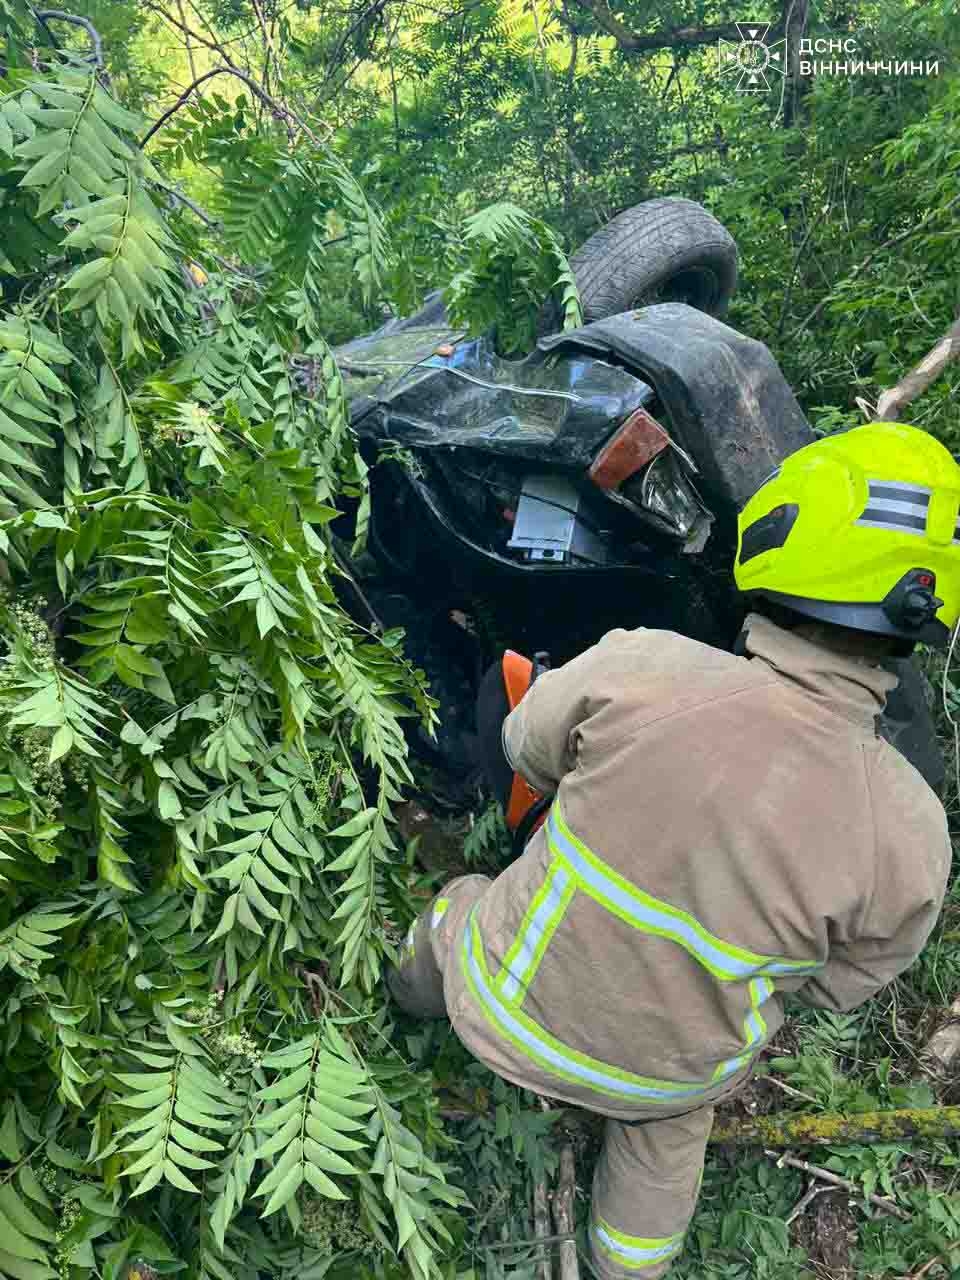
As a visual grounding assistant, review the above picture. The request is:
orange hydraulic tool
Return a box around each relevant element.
[476,648,554,858]
[502,651,544,829]
[499,649,552,853]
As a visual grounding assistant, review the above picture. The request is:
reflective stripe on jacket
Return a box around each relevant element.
[443,616,951,1121]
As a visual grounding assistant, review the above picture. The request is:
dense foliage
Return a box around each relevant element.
[2,0,960,1276]
[0,6,479,1277]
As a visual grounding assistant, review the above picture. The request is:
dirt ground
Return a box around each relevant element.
[792,1189,857,1280]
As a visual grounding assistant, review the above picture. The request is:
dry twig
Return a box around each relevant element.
[790,192,960,339]
[533,1179,553,1280]
[765,1150,911,1221]
[552,1143,580,1280]
[906,1256,953,1280]
[784,1178,828,1225]
[763,1074,820,1106]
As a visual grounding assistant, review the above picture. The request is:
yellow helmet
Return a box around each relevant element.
[735,422,960,648]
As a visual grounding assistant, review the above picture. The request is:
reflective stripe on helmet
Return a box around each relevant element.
[856,480,931,535]
[431,897,451,929]
[546,805,820,981]
[592,1219,685,1270]
[868,481,931,505]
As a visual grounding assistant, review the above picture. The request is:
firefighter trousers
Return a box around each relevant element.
[388,876,712,1279]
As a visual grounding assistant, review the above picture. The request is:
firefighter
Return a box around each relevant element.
[389,421,955,1278]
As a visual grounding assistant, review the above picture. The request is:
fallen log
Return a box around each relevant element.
[438,1088,960,1148]
[709,1106,960,1147]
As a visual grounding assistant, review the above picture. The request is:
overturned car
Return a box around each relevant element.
[333,199,943,794]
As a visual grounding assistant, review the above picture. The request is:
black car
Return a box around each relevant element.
[333,198,942,796]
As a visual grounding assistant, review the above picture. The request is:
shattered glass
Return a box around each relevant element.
[336,326,654,466]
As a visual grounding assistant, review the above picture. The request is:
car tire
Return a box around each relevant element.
[879,657,945,795]
[566,197,738,324]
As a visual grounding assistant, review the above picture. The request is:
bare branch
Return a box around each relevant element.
[141,0,232,60]
[139,67,231,147]
[311,0,391,104]
[790,190,960,340]
[155,180,219,228]
[552,1144,580,1280]
[532,1179,552,1280]
[226,64,330,145]
[785,1180,828,1226]
[875,316,960,421]
[139,62,330,151]
[176,0,197,81]
[765,1150,910,1221]
[36,9,103,67]
[565,0,744,53]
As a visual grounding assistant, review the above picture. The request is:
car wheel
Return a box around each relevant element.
[566,197,738,325]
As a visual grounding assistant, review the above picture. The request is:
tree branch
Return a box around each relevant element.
[139,62,330,151]
[552,1143,580,1280]
[765,1151,911,1221]
[874,315,960,421]
[565,0,745,53]
[311,0,390,104]
[532,1178,552,1280]
[790,191,960,340]
[36,9,103,67]
[710,1104,960,1148]
[154,180,219,228]
[176,0,197,81]
[139,67,231,147]
[145,0,225,58]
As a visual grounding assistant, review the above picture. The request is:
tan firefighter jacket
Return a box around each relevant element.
[440,614,951,1122]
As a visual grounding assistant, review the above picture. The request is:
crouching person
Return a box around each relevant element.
[390,423,954,1276]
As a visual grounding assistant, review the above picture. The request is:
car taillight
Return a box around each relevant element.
[591,406,711,545]
[589,407,671,491]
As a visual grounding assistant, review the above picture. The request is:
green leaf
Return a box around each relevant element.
[0,1106,21,1162]
[0,1185,54,1243]
[261,1164,303,1215]
[64,258,113,291]
[158,781,183,820]
[0,1250,56,1280]
[49,725,73,763]
[18,147,67,187]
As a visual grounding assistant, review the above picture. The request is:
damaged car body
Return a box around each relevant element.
[333,220,943,796]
